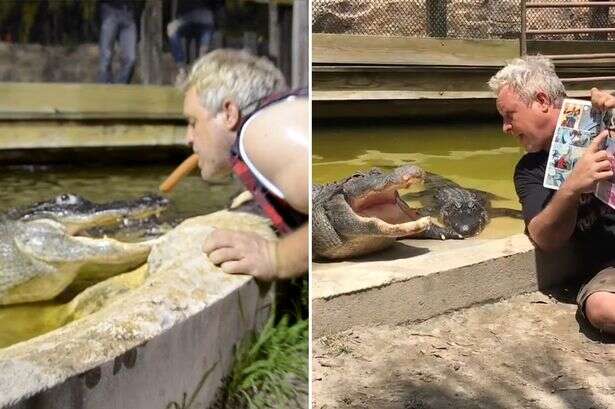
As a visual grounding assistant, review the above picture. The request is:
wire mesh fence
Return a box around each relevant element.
[312,0,615,41]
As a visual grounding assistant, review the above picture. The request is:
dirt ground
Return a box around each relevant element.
[313,290,615,409]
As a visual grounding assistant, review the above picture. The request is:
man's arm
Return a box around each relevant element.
[203,223,307,281]
[528,131,612,251]
[526,184,580,251]
[203,98,309,281]
[275,223,308,279]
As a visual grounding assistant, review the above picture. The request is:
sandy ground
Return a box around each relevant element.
[313,290,615,409]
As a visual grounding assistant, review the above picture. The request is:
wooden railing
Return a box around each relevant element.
[521,0,615,83]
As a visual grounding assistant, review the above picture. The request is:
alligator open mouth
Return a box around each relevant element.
[349,176,422,225]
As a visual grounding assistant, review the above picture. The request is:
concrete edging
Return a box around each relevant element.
[1,212,274,409]
[312,234,580,338]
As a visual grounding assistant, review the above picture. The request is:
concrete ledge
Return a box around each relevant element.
[312,234,581,338]
[1,212,275,409]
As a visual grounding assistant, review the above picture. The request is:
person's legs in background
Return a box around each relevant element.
[198,25,214,56]
[115,11,137,84]
[167,17,189,84]
[97,4,120,83]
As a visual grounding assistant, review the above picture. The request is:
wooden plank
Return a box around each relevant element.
[0,122,185,149]
[292,0,309,87]
[313,67,497,93]
[313,90,615,119]
[312,34,519,66]
[0,83,183,120]
[313,64,615,96]
[268,1,280,60]
[313,89,608,101]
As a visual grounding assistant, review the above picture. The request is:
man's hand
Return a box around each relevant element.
[591,88,615,111]
[203,229,278,281]
[565,130,613,194]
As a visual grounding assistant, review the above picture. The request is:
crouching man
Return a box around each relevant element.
[489,55,615,334]
[182,50,308,280]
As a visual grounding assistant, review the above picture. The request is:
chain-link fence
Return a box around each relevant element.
[312,0,615,41]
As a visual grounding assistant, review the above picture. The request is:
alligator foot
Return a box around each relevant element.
[415,223,464,240]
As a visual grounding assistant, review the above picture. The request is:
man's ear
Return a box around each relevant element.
[535,92,552,112]
[220,100,241,131]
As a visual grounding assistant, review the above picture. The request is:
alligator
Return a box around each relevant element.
[0,194,168,305]
[411,172,522,238]
[313,166,524,260]
[313,165,462,260]
[0,210,276,348]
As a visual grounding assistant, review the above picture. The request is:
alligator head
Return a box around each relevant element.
[8,193,169,235]
[0,194,170,305]
[434,187,489,238]
[313,165,433,260]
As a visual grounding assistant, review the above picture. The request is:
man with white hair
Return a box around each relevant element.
[182,49,308,281]
[489,55,615,334]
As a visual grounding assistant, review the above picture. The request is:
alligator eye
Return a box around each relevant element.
[57,194,78,205]
[455,203,462,209]
[468,202,475,209]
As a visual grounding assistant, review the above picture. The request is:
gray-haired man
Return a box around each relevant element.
[489,55,615,334]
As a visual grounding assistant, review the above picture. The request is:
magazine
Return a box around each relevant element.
[543,98,615,209]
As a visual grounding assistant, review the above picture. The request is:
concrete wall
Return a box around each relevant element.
[7,281,271,409]
[312,234,583,338]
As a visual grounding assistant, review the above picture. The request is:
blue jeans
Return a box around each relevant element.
[98,3,137,84]
[167,8,214,66]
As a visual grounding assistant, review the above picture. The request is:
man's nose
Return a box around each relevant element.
[502,122,513,134]
[185,127,194,147]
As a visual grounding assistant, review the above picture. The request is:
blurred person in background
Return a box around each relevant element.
[97,0,138,84]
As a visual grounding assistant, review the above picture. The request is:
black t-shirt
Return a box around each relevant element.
[514,151,615,263]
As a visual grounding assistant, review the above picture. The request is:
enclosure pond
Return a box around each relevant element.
[0,163,241,348]
[313,121,525,239]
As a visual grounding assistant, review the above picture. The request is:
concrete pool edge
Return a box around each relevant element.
[312,234,581,338]
[0,213,275,409]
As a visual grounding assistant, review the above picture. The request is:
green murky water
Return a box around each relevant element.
[313,121,526,239]
[0,164,240,221]
[0,164,240,348]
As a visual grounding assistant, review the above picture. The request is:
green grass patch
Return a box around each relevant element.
[218,278,309,409]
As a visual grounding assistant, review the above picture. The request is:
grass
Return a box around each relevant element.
[217,277,309,409]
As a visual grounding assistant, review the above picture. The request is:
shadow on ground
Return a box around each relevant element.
[313,292,615,409]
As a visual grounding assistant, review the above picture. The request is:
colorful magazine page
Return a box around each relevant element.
[595,109,615,209]
[543,98,604,190]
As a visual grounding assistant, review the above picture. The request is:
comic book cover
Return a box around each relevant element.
[544,99,602,189]
[544,98,615,210]
[595,109,615,209]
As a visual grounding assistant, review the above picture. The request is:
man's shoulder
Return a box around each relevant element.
[513,151,549,195]
[515,151,548,171]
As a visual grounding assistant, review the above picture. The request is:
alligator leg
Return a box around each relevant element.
[413,224,464,240]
